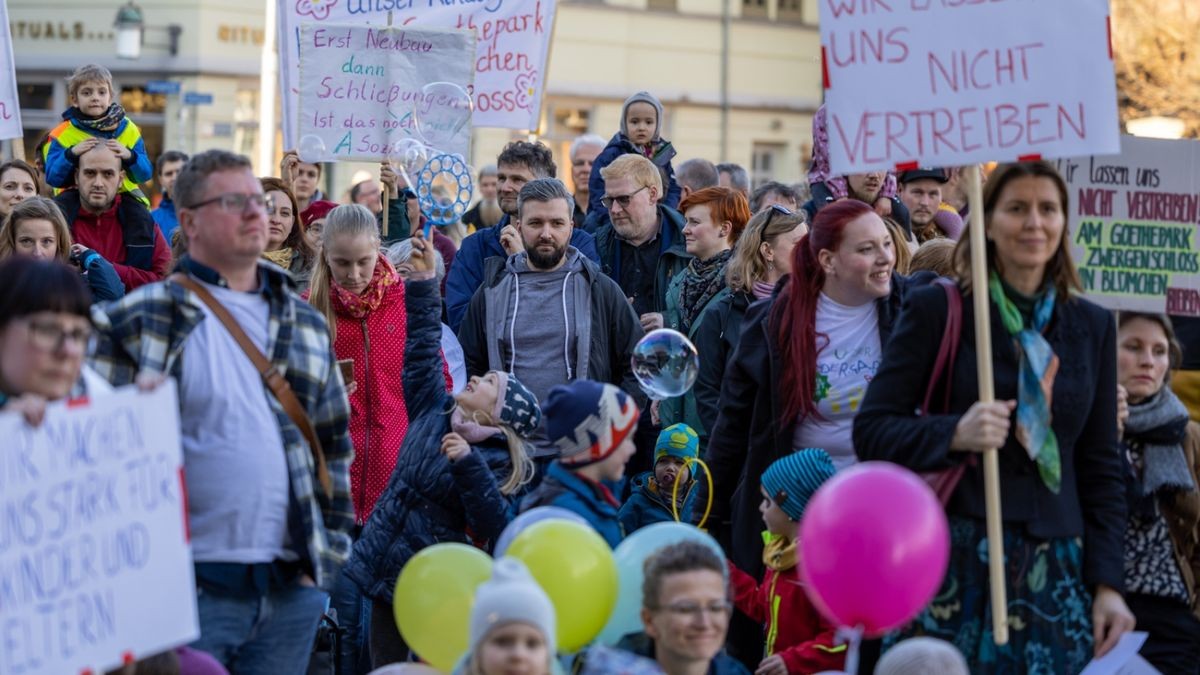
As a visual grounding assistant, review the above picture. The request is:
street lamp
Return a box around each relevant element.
[113,1,183,60]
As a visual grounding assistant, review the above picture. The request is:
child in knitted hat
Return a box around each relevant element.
[455,558,558,675]
[519,379,641,548]
[618,423,699,534]
[586,90,682,223]
[346,233,544,664]
[728,449,846,675]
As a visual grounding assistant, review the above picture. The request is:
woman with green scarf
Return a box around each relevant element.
[855,161,1134,673]
[1115,312,1200,672]
[657,187,750,445]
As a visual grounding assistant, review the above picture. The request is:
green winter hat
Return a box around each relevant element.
[654,423,699,464]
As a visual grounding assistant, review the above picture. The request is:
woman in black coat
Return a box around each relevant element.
[854,161,1135,673]
[702,200,905,580]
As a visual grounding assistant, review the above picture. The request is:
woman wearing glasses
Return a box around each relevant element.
[0,196,124,301]
[260,177,317,291]
[657,187,750,444]
[0,257,111,426]
[703,199,902,582]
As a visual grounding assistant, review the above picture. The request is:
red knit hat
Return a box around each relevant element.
[301,200,338,227]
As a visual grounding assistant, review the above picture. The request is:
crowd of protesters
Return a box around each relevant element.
[4,63,1200,675]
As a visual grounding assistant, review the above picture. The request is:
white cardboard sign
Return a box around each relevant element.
[0,382,198,675]
[279,0,557,148]
[1059,135,1200,317]
[819,0,1120,174]
[298,23,475,161]
[0,0,23,141]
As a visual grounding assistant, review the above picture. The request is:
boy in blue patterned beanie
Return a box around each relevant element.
[618,423,699,534]
[728,449,846,674]
[518,380,640,548]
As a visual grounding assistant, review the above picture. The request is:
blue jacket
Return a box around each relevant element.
[345,277,523,603]
[152,195,179,245]
[444,214,600,332]
[76,248,125,302]
[618,471,695,535]
[587,133,681,222]
[520,462,624,548]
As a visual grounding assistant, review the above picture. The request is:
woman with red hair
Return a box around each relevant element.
[702,198,901,578]
[658,187,751,443]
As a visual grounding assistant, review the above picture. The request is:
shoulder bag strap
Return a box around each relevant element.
[920,277,963,415]
[171,273,333,499]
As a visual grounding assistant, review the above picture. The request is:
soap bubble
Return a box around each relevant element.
[387,138,430,191]
[297,135,327,163]
[631,329,700,401]
[413,82,473,150]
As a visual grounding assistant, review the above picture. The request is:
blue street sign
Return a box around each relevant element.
[183,92,214,106]
[146,80,181,95]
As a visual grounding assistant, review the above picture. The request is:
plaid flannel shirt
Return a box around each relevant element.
[89,256,355,590]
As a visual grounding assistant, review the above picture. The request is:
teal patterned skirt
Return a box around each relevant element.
[882,516,1095,674]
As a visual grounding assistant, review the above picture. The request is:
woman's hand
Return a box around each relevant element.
[280,151,299,187]
[1092,584,1135,657]
[2,394,49,427]
[380,162,399,199]
[440,432,471,463]
[1116,385,1129,438]
[950,400,1016,452]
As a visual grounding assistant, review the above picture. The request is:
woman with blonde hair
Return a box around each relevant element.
[0,196,123,301]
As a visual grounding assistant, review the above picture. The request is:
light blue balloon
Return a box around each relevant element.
[594,522,725,646]
[494,506,590,558]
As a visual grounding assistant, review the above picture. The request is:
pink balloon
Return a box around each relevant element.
[799,462,950,637]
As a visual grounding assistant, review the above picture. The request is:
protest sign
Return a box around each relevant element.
[818,0,1119,174]
[298,24,475,162]
[1060,135,1200,317]
[279,0,557,149]
[0,0,23,141]
[0,382,197,675]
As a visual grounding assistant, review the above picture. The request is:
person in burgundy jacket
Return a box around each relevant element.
[54,145,169,291]
[727,450,847,674]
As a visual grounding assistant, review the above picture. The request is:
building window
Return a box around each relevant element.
[121,86,167,115]
[778,0,805,22]
[647,0,677,11]
[743,0,768,19]
[751,142,786,188]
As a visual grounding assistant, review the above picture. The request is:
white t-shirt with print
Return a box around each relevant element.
[792,293,882,470]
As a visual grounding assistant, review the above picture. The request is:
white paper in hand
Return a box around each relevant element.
[1079,632,1158,675]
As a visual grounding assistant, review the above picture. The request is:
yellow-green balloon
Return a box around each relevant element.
[506,519,618,652]
[393,543,492,671]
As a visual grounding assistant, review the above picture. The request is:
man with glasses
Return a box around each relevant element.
[89,149,354,675]
[617,540,750,674]
[53,145,171,291]
[445,140,601,333]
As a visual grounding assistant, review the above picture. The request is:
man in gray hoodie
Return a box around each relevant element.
[458,178,646,449]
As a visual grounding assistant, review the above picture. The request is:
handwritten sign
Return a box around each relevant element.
[1060,135,1200,317]
[819,0,1119,174]
[298,24,475,161]
[0,0,23,141]
[279,0,557,149]
[0,383,197,675]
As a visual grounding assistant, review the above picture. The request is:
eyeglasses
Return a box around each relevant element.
[655,600,733,619]
[601,186,647,211]
[25,318,94,353]
[186,193,274,214]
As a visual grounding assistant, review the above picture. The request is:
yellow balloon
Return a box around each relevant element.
[506,519,618,652]
[393,543,493,671]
